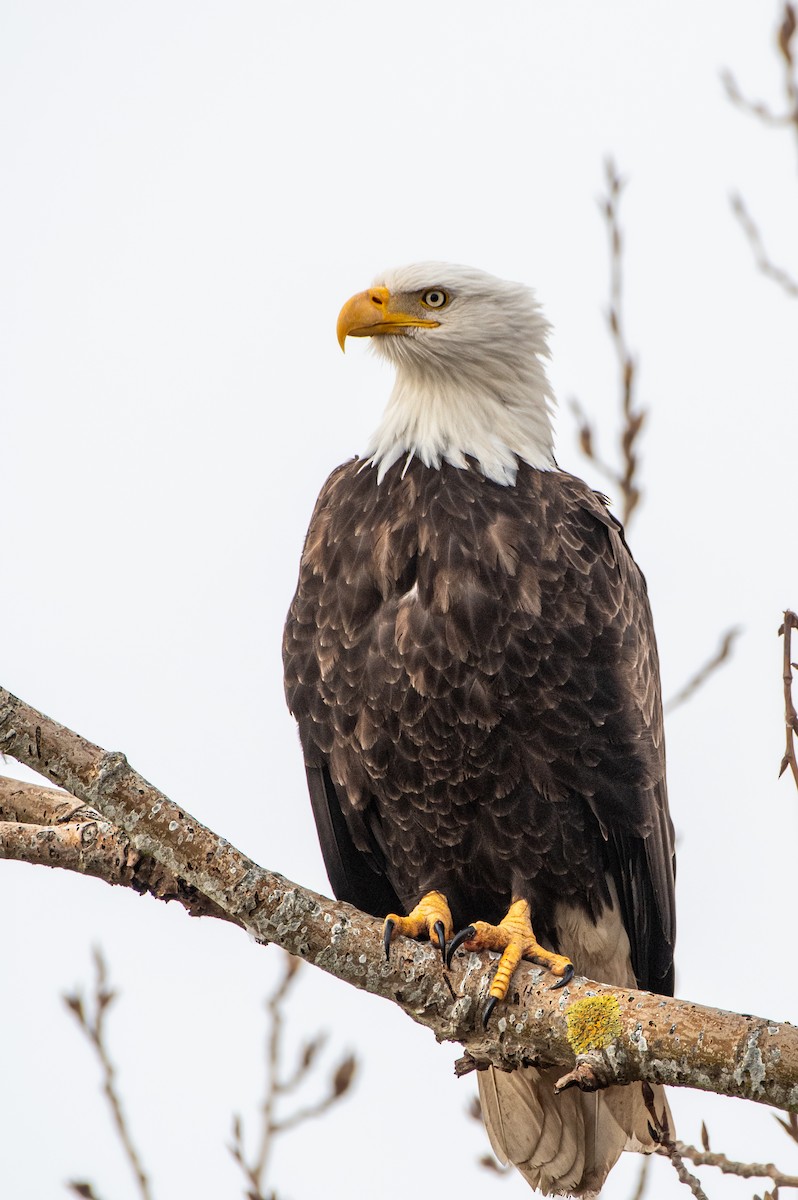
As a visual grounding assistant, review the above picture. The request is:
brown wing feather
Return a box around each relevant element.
[579,493,675,993]
[552,485,675,993]
[304,762,401,916]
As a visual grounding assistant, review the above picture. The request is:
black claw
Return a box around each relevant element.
[383,918,395,961]
[550,962,575,990]
[433,920,447,962]
[445,925,477,969]
[482,996,498,1028]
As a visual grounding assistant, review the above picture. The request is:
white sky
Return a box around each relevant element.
[2,2,797,1198]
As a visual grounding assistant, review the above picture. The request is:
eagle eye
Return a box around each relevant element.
[420,289,449,310]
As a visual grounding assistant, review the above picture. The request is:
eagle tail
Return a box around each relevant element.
[478,1065,669,1197]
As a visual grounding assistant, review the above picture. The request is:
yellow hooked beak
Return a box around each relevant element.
[336,286,440,351]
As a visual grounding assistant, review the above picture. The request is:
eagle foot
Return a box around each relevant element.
[383,891,454,963]
[448,899,574,1024]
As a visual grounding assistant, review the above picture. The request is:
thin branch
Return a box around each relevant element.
[668,1141,798,1190]
[64,950,153,1200]
[628,1156,651,1200]
[229,957,301,1200]
[656,1147,710,1200]
[3,684,798,1112]
[270,1077,355,1138]
[278,1031,327,1096]
[778,610,798,788]
[604,159,645,528]
[724,4,798,297]
[665,626,742,714]
[721,67,797,128]
[570,397,622,488]
[643,1084,709,1200]
[775,1111,798,1145]
[730,193,798,299]
[254,955,300,1189]
[571,159,645,527]
[781,1,798,109]
[722,3,798,155]
[467,1092,513,1176]
[229,952,356,1200]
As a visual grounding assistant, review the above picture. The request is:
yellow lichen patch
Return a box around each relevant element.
[566,995,623,1056]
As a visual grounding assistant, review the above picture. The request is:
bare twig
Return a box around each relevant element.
[657,1151,710,1200]
[722,67,796,127]
[604,159,645,528]
[628,1155,651,1200]
[778,610,798,788]
[669,1140,798,1189]
[64,950,153,1200]
[466,1092,512,1176]
[229,954,301,1200]
[665,626,742,714]
[776,1111,798,1145]
[730,194,798,299]
[229,953,356,1200]
[3,685,798,1111]
[724,3,798,297]
[570,396,621,488]
[722,3,798,148]
[643,1084,709,1200]
[271,1058,356,1136]
[572,166,739,724]
[570,159,645,527]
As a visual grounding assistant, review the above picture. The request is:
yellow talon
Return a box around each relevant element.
[463,899,573,1002]
[383,890,455,958]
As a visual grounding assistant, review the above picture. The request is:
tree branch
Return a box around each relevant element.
[570,159,646,528]
[627,1156,651,1200]
[722,3,798,157]
[64,950,153,1200]
[643,1084,709,1199]
[0,777,233,924]
[2,685,798,1113]
[664,626,742,714]
[664,1140,798,1190]
[779,609,798,789]
[229,952,356,1200]
[724,4,798,298]
[730,192,798,300]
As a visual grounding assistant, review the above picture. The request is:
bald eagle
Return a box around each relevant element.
[283,263,675,1197]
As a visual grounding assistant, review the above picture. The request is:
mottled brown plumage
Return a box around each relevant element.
[284,456,674,996]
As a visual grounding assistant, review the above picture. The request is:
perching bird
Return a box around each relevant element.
[283,263,675,1197]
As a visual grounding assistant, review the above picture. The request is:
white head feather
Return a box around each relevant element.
[363,262,556,486]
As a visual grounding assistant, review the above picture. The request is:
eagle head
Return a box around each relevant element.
[337,263,556,486]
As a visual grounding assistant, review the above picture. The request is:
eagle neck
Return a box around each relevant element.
[364,359,556,487]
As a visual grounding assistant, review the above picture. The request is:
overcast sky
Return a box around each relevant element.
[2,3,797,1198]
